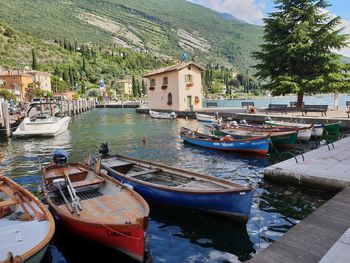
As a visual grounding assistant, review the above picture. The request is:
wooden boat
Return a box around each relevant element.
[180,127,270,155]
[0,175,55,263]
[42,150,149,262]
[97,143,254,222]
[321,122,341,142]
[224,123,313,141]
[149,110,177,119]
[211,128,297,148]
[265,120,323,137]
[195,112,222,123]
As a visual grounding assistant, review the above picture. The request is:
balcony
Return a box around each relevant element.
[161,85,167,90]
[149,86,155,91]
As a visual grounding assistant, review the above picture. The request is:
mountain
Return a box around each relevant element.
[0,0,263,70]
[0,22,170,89]
[342,55,350,64]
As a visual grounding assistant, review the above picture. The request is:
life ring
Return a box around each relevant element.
[223,135,233,142]
[248,107,256,114]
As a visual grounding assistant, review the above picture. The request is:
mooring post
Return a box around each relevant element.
[1,102,11,138]
[67,101,71,116]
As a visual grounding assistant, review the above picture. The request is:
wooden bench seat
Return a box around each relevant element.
[0,199,17,208]
[265,104,288,114]
[206,102,218,107]
[241,101,255,108]
[127,169,162,177]
[301,105,328,116]
[71,178,105,188]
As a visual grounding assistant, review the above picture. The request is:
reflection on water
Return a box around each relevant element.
[0,109,334,262]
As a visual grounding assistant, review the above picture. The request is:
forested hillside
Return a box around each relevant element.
[0,0,263,70]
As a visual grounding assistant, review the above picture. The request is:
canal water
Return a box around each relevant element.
[0,109,334,263]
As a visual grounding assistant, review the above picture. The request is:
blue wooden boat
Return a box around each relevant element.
[96,144,254,222]
[180,127,270,155]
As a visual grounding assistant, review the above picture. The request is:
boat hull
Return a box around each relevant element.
[13,116,71,137]
[181,135,269,155]
[101,165,253,222]
[211,130,297,147]
[56,214,145,262]
[149,110,177,119]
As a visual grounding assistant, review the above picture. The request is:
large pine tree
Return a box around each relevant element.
[254,0,350,107]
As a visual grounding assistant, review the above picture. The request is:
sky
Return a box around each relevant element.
[187,0,350,56]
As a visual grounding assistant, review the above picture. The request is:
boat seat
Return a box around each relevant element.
[45,167,87,181]
[0,199,17,208]
[127,169,162,177]
[71,178,105,188]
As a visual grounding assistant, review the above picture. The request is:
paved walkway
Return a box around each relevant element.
[264,136,350,191]
[249,187,350,263]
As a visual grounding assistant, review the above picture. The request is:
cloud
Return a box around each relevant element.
[187,0,265,24]
[323,9,350,57]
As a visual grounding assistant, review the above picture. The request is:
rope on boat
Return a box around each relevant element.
[101,223,143,240]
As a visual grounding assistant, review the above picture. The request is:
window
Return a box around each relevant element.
[185,74,193,83]
[163,77,168,85]
[150,79,156,86]
[188,66,191,70]
[167,93,173,105]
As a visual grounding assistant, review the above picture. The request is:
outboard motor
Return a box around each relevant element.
[53,149,68,165]
[239,119,248,125]
[99,143,110,157]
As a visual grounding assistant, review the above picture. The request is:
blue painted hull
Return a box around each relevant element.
[181,135,270,155]
[100,162,253,222]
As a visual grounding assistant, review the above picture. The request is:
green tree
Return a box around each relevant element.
[253,0,350,107]
[32,49,38,70]
[132,75,137,97]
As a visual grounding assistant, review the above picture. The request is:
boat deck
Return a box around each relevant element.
[57,191,145,224]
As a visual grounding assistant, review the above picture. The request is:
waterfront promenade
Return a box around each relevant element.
[250,135,350,262]
[264,136,350,191]
[249,187,350,263]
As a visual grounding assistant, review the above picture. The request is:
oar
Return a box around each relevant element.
[56,182,74,213]
[18,192,46,221]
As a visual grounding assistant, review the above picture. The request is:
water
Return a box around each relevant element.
[0,109,334,262]
[205,94,350,108]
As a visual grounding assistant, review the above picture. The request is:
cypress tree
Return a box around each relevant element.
[254,0,350,107]
[31,49,38,70]
[132,75,137,97]
[141,79,146,96]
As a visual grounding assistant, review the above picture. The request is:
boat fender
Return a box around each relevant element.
[123,183,134,190]
[53,178,66,187]
[100,169,108,176]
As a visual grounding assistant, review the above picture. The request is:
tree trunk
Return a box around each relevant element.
[296,91,304,110]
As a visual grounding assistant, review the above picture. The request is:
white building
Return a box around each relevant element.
[143,61,204,111]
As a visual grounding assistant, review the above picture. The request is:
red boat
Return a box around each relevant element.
[42,151,149,262]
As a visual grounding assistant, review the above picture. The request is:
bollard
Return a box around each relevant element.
[1,102,11,138]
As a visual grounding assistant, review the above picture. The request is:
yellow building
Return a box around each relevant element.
[0,70,34,101]
[0,70,52,101]
[143,61,204,111]
[26,70,52,92]
[111,79,133,96]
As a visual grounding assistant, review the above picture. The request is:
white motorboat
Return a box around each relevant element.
[195,112,222,123]
[265,120,322,138]
[149,110,177,119]
[13,103,71,137]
